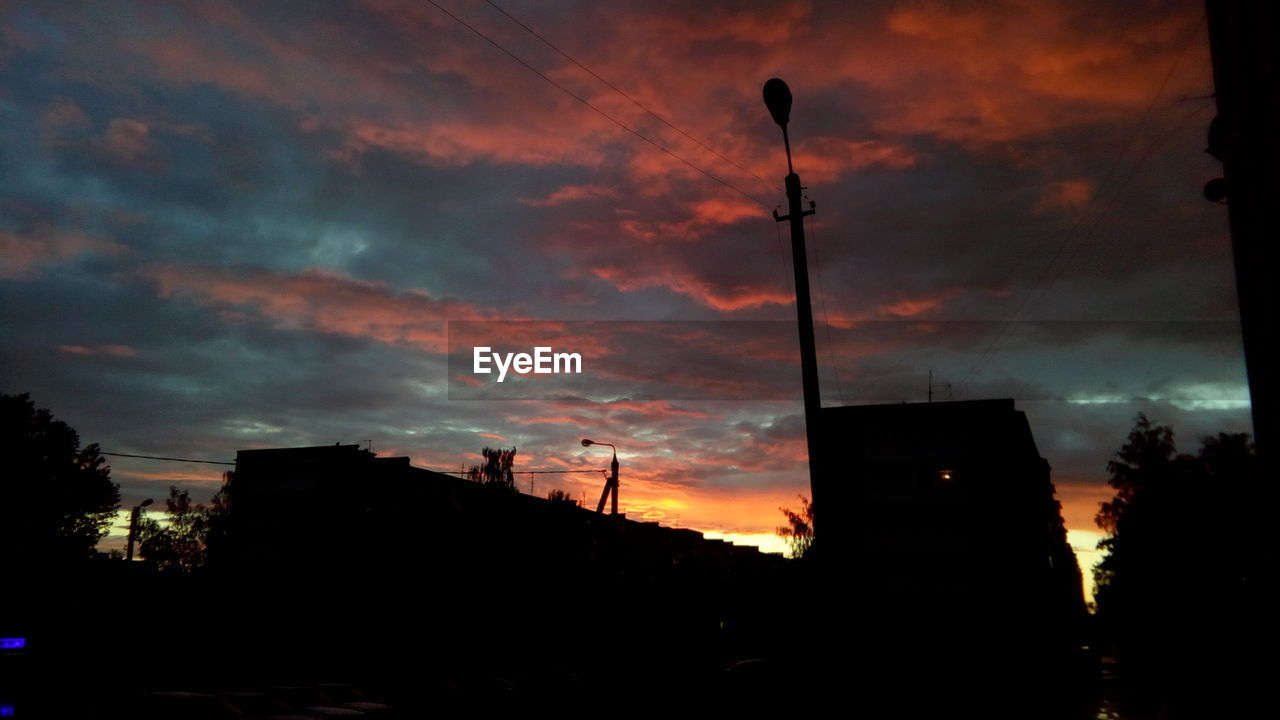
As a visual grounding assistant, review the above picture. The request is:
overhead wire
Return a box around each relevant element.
[805,212,849,404]
[433,0,836,395]
[845,19,1204,405]
[952,20,1205,397]
[843,10,1187,404]
[996,97,1219,401]
[102,451,235,466]
[484,0,778,196]
[103,453,606,475]
[424,0,772,208]
[436,468,607,475]
[433,0,858,402]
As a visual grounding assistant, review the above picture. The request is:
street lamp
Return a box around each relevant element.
[764,78,823,538]
[763,78,794,172]
[125,498,154,562]
[581,439,620,516]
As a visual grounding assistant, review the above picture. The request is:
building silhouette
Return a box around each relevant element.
[221,443,785,577]
[208,443,791,697]
[809,399,1090,699]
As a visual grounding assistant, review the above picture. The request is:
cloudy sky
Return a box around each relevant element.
[0,0,1252,593]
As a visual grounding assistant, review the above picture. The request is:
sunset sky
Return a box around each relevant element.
[0,0,1252,597]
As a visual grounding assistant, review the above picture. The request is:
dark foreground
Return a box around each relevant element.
[4,559,1260,719]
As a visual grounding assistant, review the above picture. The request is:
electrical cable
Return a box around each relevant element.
[484,0,779,195]
[425,0,772,208]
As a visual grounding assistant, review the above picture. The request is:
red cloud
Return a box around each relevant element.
[790,138,921,184]
[55,344,137,357]
[104,0,1208,173]
[865,1,1207,145]
[1034,179,1094,214]
[521,184,619,207]
[876,287,966,318]
[336,119,610,170]
[146,265,495,352]
[590,265,792,312]
[0,225,125,279]
[507,414,597,427]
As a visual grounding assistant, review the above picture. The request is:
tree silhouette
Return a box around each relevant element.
[1093,412,1262,701]
[202,471,234,562]
[137,485,213,573]
[1095,413,1180,541]
[776,495,814,559]
[1,392,120,565]
[547,488,578,505]
[466,446,517,491]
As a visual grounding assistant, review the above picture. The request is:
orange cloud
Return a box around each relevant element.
[520,184,619,207]
[594,399,713,420]
[790,138,921,183]
[608,195,766,245]
[55,344,137,357]
[336,119,610,169]
[866,1,1207,145]
[877,287,966,318]
[146,265,494,352]
[0,225,125,279]
[110,0,1209,182]
[591,265,792,312]
[507,414,597,427]
[112,468,227,485]
[1034,179,1094,214]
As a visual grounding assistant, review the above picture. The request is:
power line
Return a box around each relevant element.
[805,213,848,404]
[425,0,770,208]
[105,450,610,476]
[437,468,606,475]
[996,99,1218,399]
[484,0,779,195]
[102,451,235,466]
[436,1,827,359]
[953,21,1204,397]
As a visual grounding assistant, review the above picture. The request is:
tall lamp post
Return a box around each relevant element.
[125,498,154,562]
[764,78,823,535]
[582,439,620,516]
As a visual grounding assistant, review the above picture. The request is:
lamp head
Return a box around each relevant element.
[763,78,792,128]
[140,498,155,508]
[581,438,594,447]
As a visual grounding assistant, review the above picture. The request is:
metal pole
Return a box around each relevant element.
[126,506,140,561]
[610,452,619,516]
[781,171,823,533]
[766,79,823,538]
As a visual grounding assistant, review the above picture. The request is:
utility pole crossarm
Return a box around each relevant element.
[772,199,816,223]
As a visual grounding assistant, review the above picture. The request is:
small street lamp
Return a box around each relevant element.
[582,439,620,516]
